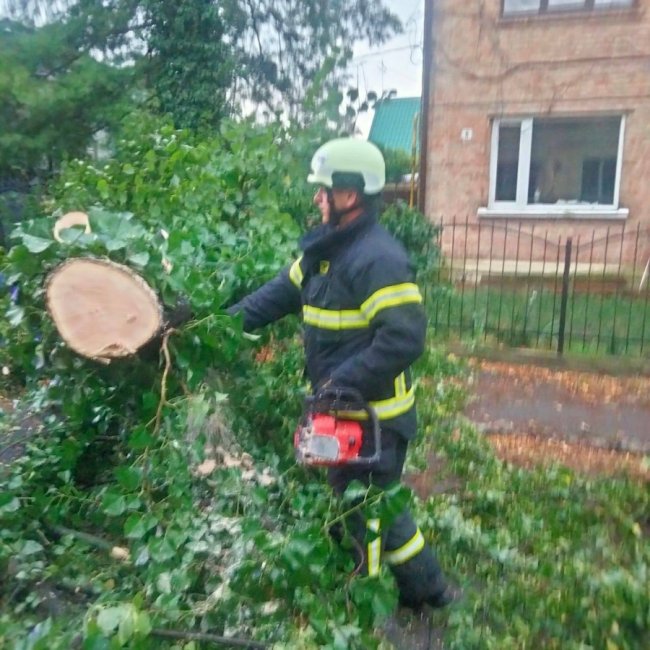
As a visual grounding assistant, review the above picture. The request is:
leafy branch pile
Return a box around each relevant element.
[0,117,444,649]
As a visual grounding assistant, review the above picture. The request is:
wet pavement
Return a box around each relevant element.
[464,362,650,454]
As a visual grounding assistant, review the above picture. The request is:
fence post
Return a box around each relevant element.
[557,237,573,356]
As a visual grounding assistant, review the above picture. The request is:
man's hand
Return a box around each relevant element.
[165,297,193,328]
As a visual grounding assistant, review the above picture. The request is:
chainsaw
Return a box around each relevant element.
[294,387,381,466]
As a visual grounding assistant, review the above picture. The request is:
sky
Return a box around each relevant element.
[350,0,424,136]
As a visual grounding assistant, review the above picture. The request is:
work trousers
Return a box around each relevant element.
[327,425,447,604]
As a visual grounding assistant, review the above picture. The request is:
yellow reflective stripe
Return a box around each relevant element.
[367,519,381,577]
[360,283,423,322]
[373,384,415,419]
[395,372,407,398]
[303,305,368,330]
[301,283,422,331]
[384,528,425,566]
[337,383,415,421]
[289,257,304,288]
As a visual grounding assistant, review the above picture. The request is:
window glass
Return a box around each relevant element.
[594,0,634,6]
[503,0,541,13]
[528,117,620,205]
[495,125,521,202]
[504,0,633,14]
[547,0,585,9]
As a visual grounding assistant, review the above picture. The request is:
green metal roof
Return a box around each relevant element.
[368,97,421,155]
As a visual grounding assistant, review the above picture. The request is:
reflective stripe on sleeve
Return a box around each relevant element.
[289,257,304,288]
[367,518,381,577]
[384,528,425,566]
[360,283,423,322]
[301,282,423,331]
[303,305,368,330]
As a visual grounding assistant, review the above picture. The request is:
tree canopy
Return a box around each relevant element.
[0,0,401,189]
[0,17,131,178]
[0,0,401,134]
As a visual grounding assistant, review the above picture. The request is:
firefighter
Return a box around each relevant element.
[229,137,451,609]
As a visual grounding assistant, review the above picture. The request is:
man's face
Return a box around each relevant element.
[313,187,361,226]
[313,187,330,224]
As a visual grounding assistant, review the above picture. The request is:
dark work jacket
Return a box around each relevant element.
[230,210,427,439]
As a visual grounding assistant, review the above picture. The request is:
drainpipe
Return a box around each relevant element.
[418,0,435,214]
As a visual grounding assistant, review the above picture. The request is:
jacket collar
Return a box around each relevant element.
[300,209,376,258]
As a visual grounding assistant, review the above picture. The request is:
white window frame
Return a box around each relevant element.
[502,0,635,17]
[479,115,628,220]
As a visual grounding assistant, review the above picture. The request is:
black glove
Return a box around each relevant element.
[165,296,193,328]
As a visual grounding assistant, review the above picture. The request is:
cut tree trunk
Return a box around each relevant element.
[46,258,164,363]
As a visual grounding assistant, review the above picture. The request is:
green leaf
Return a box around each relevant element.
[134,610,152,637]
[128,251,150,267]
[6,304,25,327]
[22,233,53,253]
[124,514,158,540]
[147,537,176,562]
[157,572,172,594]
[102,491,127,516]
[341,480,368,503]
[97,178,110,199]
[96,604,132,636]
[7,244,39,274]
[105,238,127,252]
[115,466,142,492]
[20,540,44,555]
[0,494,20,513]
[82,631,110,650]
[128,426,154,450]
[117,610,135,645]
[371,589,396,619]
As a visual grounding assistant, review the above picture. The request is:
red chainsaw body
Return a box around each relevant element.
[294,413,364,466]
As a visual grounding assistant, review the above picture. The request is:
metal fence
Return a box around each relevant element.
[429,219,650,356]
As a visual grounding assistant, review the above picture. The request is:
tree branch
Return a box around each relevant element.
[151,628,269,649]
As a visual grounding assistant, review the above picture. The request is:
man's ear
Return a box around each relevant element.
[347,189,362,207]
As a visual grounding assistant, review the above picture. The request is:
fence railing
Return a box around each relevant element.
[429,219,650,356]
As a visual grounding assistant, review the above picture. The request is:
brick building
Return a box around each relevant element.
[421,0,650,265]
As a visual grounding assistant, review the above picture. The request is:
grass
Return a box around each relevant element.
[428,283,650,356]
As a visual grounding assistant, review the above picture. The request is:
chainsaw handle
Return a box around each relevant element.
[357,399,381,465]
[310,386,381,465]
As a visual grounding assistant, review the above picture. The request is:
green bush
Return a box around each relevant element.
[380,200,440,293]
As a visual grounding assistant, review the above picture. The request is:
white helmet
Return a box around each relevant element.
[307,138,386,195]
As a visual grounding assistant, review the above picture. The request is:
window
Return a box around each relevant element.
[503,0,634,16]
[484,115,627,217]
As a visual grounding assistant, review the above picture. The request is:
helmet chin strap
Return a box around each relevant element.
[326,189,361,227]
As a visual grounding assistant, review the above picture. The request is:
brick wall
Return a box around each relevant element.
[424,0,650,264]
